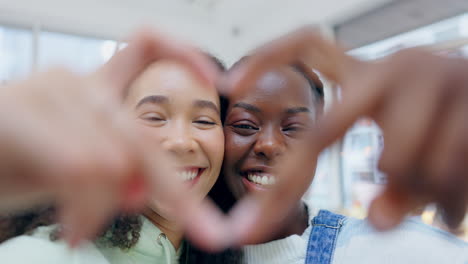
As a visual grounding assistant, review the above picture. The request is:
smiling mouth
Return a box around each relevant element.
[241,170,277,186]
[177,168,206,182]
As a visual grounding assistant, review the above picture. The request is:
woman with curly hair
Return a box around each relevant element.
[0,56,227,264]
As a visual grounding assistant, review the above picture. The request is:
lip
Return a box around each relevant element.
[240,165,273,173]
[241,176,269,192]
[238,164,275,191]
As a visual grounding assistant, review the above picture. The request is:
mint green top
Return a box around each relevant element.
[0,216,182,264]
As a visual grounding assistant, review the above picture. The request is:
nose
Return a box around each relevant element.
[161,120,196,155]
[253,125,286,160]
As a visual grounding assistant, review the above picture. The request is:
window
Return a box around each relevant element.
[305,150,334,210]
[342,13,468,216]
[38,31,117,73]
[340,14,468,240]
[0,26,33,83]
[349,13,468,60]
[341,119,384,216]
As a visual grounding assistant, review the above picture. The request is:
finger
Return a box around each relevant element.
[52,119,139,246]
[47,115,137,245]
[367,184,426,230]
[119,173,147,213]
[223,25,351,96]
[95,28,220,97]
[97,112,152,213]
[316,48,440,154]
[176,198,232,252]
[437,182,468,230]
[424,90,468,229]
[223,138,320,246]
[424,69,468,187]
[140,149,235,251]
[312,63,394,151]
[376,69,443,181]
[136,144,226,250]
[368,56,450,230]
[58,176,119,247]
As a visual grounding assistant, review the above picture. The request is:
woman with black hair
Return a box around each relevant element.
[209,54,467,263]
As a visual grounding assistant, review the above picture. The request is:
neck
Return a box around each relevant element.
[142,207,184,249]
[269,201,309,242]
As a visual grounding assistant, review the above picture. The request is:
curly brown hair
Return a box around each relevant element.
[0,53,243,263]
[96,214,142,250]
[0,206,142,250]
[0,206,56,243]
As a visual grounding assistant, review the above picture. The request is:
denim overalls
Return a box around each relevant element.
[305,210,468,264]
[305,210,346,264]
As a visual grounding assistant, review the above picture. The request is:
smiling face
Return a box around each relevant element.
[223,66,321,199]
[125,60,224,212]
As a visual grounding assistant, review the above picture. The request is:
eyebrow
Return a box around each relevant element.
[193,100,220,114]
[285,107,310,114]
[136,96,219,114]
[232,102,261,113]
[233,102,310,115]
[135,95,168,109]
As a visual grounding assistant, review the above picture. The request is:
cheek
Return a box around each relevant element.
[193,129,224,197]
[223,132,254,198]
[196,128,224,173]
[136,125,166,146]
[224,132,253,167]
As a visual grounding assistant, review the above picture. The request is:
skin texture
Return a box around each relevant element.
[0,29,222,247]
[1,26,467,252]
[223,26,468,243]
[223,66,317,241]
[124,60,224,248]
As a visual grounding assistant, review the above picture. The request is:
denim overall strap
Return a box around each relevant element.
[305,210,345,264]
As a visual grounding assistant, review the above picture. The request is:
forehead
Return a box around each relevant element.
[230,66,314,107]
[127,60,219,104]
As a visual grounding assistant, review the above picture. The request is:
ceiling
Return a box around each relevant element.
[0,0,392,63]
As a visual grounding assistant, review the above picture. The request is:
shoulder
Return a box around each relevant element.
[338,216,467,247]
[0,226,109,264]
[333,216,468,264]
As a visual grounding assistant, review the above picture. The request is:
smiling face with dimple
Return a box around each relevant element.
[223,66,319,199]
[125,60,224,214]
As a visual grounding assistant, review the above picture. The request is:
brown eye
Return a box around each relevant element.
[233,124,257,130]
[193,116,218,129]
[230,121,259,136]
[282,125,300,132]
[282,122,307,138]
[195,120,216,125]
[140,113,165,123]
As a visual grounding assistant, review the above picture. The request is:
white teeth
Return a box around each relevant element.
[247,173,276,186]
[269,177,276,185]
[178,170,198,181]
[188,171,197,180]
[248,174,254,182]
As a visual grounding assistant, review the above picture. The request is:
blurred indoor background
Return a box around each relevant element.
[0,0,466,240]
